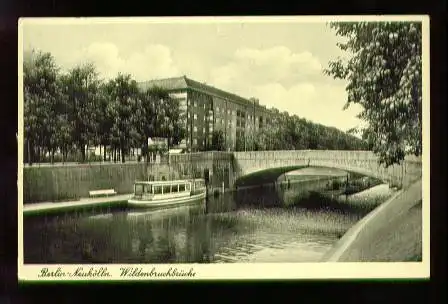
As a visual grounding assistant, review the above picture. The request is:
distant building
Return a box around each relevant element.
[148,137,168,148]
[138,76,276,152]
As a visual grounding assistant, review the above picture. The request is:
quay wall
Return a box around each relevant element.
[23,163,175,203]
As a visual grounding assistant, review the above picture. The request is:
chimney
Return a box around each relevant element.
[249,97,259,105]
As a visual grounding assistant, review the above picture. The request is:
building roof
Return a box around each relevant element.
[138,76,188,92]
[138,76,256,107]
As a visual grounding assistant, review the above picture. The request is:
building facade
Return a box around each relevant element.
[138,76,275,152]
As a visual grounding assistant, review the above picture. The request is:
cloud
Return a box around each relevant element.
[234,46,322,73]
[210,46,323,89]
[66,42,180,81]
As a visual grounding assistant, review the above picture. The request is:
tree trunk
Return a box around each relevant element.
[103,144,107,162]
[27,138,32,165]
[113,148,117,163]
[121,146,125,163]
[80,144,86,163]
[50,149,55,164]
[144,143,149,163]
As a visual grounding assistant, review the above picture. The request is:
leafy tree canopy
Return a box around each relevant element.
[324,21,422,167]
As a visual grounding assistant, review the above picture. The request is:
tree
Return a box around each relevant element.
[244,128,258,151]
[105,73,141,163]
[324,21,422,166]
[97,83,114,161]
[137,86,186,162]
[60,63,102,162]
[23,49,64,164]
[211,130,225,151]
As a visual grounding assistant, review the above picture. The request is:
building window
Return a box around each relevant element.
[194,101,197,107]
[194,114,197,120]
[193,139,197,145]
[194,126,197,132]
[217,107,219,112]
[203,127,205,133]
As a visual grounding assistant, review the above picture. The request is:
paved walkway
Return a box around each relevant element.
[322,179,423,262]
[23,194,133,214]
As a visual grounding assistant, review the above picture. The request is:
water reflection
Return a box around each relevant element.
[23,181,393,264]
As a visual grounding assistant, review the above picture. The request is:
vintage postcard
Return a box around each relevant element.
[18,16,430,281]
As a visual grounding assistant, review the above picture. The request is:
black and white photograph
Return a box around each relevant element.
[18,16,429,280]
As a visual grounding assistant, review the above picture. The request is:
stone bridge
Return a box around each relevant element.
[169,150,422,190]
[232,150,422,188]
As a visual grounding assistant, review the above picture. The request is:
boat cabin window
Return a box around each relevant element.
[135,184,144,195]
[179,184,186,192]
[144,184,152,194]
[163,185,171,194]
[153,185,162,194]
[195,180,204,188]
[171,184,179,193]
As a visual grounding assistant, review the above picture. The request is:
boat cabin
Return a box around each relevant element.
[132,179,206,201]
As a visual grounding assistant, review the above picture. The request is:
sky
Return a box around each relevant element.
[21,18,364,132]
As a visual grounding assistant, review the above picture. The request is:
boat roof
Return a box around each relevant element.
[134,179,205,185]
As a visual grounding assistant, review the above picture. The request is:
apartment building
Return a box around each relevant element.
[138,76,275,152]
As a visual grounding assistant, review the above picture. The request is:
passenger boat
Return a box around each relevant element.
[127,178,207,208]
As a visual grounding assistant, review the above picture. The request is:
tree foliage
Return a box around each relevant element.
[237,111,368,152]
[138,86,186,161]
[324,21,422,166]
[211,130,225,151]
[60,63,102,162]
[23,49,64,163]
[104,73,141,163]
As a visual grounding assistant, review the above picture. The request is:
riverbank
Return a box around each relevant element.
[322,179,423,262]
[22,194,132,216]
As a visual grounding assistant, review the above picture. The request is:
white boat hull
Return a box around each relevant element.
[128,192,206,208]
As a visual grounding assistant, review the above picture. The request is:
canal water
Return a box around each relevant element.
[23,175,395,264]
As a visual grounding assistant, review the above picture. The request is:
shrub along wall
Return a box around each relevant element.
[23,163,150,203]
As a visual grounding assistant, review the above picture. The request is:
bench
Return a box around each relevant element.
[89,189,117,198]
